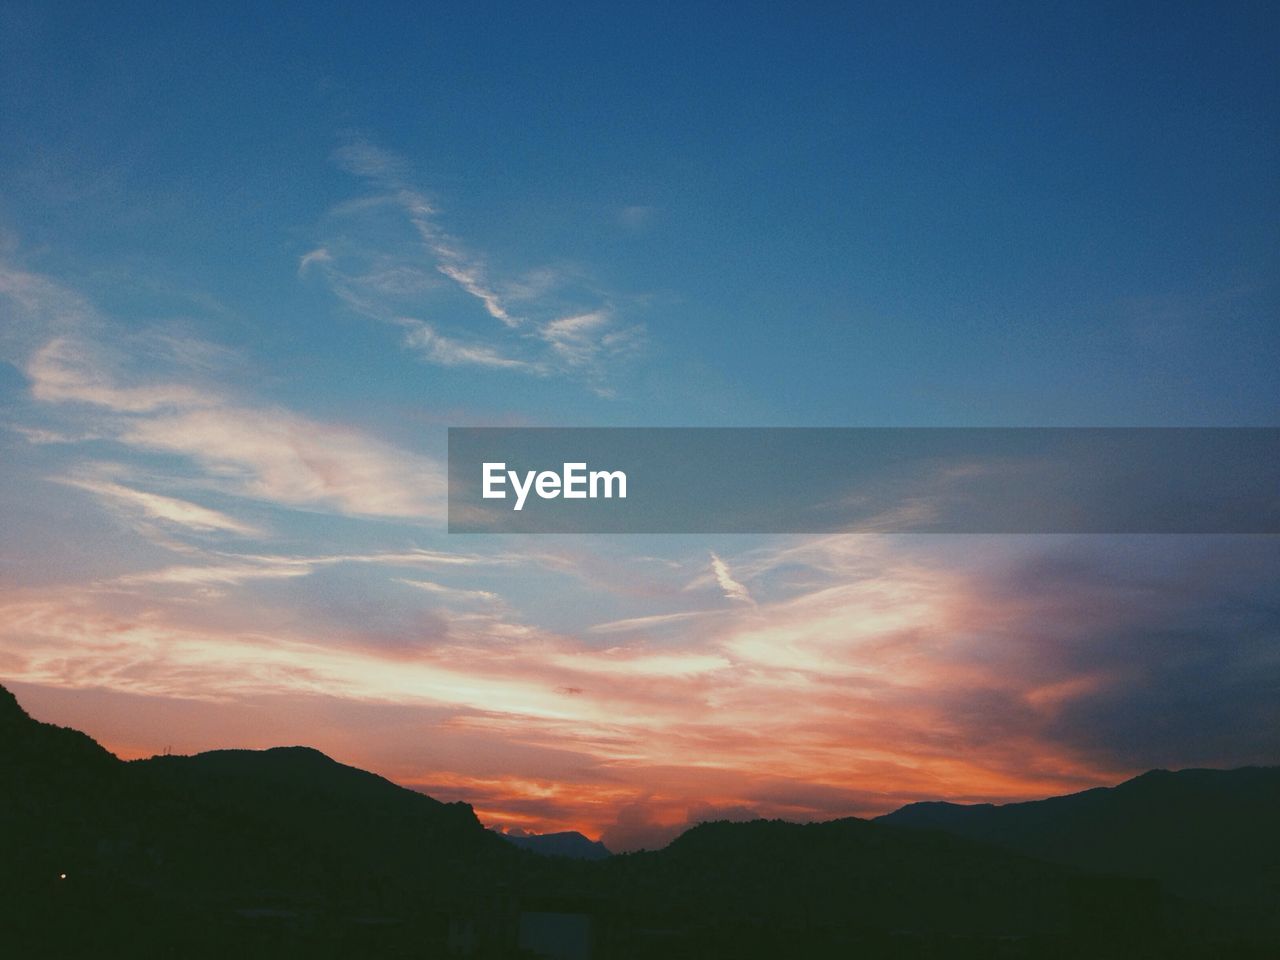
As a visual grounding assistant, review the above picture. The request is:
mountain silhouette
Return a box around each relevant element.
[3,682,1277,958]
[877,767,1280,932]
[1,685,514,957]
[598,817,1083,937]
[496,829,612,860]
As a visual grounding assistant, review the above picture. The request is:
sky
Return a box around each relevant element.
[1,2,1277,850]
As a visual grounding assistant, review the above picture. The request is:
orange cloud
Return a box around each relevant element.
[0,534,1159,848]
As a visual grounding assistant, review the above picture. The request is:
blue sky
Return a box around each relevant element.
[4,1,1277,427]
[1,2,1277,848]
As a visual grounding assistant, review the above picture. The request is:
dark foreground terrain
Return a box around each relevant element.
[2,683,1276,959]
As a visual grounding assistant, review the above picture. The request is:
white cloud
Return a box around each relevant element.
[434,261,518,327]
[400,319,535,371]
[540,310,610,366]
[10,271,445,522]
[588,610,713,634]
[27,336,214,413]
[316,138,644,390]
[0,265,95,358]
[396,578,503,606]
[58,476,263,537]
[102,546,527,592]
[10,425,104,445]
[117,405,443,519]
[298,247,333,275]
[710,551,754,604]
[113,559,313,587]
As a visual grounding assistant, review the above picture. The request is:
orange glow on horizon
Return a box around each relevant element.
[0,533,1210,851]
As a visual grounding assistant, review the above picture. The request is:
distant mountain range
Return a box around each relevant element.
[496,829,612,860]
[3,681,1277,958]
[877,765,1280,926]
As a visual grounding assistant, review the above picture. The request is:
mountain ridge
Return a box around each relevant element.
[877,764,1280,923]
[495,828,612,860]
[4,681,1277,956]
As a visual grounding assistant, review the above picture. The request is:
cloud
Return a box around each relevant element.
[0,265,95,357]
[98,546,534,592]
[709,551,753,604]
[312,138,645,390]
[588,610,713,634]
[27,336,214,413]
[5,409,1275,857]
[538,309,642,377]
[399,319,534,371]
[112,558,313,587]
[58,475,262,537]
[329,137,518,328]
[297,247,333,275]
[117,405,443,519]
[434,261,517,328]
[10,425,104,445]
[395,578,502,607]
[19,324,445,522]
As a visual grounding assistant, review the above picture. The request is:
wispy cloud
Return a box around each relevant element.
[709,551,754,604]
[10,271,446,522]
[116,405,443,519]
[4,535,1276,848]
[538,309,643,387]
[10,425,105,445]
[27,336,215,413]
[312,137,645,391]
[112,559,314,587]
[395,578,503,607]
[297,247,333,275]
[6,270,1272,855]
[434,260,517,328]
[0,265,95,357]
[100,546,533,591]
[588,610,713,634]
[330,139,517,327]
[57,474,262,537]
[399,319,534,371]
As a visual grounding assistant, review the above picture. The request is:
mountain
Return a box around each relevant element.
[1,682,124,880]
[497,829,611,860]
[0,684,518,957]
[0,682,117,773]
[132,745,496,870]
[598,817,1091,940]
[878,767,1280,931]
[4,681,1278,957]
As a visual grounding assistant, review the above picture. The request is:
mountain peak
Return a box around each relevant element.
[498,829,612,860]
[0,681,118,768]
[0,682,30,723]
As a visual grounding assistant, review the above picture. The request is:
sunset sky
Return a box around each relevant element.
[1,2,1277,850]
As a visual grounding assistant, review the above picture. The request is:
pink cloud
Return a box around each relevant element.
[5,533,1274,850]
